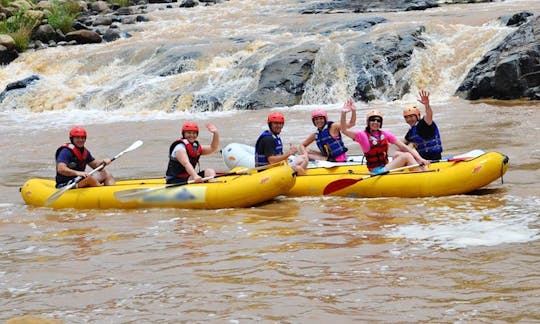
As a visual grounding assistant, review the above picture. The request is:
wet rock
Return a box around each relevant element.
[103,28,121,42]
[65,29,102,44]
[240,42,320,109]
[456,15,540,100]
[500,11,534,27]
[0,44,19,65]
[301,0,439,14]
[193,94,222,111]
[0,34,18,65]
[3,74,40,91]
[0,74,40,103]
[93,15,114,26]
[180,0,198,8]
[347,27,426,102]
[90,0,110,12]
[32,24,63,43]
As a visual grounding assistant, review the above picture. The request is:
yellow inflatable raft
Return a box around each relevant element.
[20,163,296,209]
[289,151,509,197]
[221,143,509,198]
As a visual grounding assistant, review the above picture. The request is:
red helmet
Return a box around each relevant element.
[311,109,328,120]
[267,112,285,123]
[181,121,199,134]
[69,126,87,137]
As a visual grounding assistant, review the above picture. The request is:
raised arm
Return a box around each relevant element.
[202,123,219,155]
[340,104,357,140]
[343,98,356,129]
[417,90,433,125]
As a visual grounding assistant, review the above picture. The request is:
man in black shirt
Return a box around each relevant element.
[402,90,443,161]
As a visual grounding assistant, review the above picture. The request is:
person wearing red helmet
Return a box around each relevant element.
[166,121,220,184]
[255,111,307,175]
[340,103,429,175]
[301,99,356,162]
[400,90,443,160]
[55,126,115,188]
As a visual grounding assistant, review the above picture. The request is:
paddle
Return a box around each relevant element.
[307,149,484,169]
[114,162,283,202]
[322,155,474,195]
[323,164,422,195]
[45,140,144,206]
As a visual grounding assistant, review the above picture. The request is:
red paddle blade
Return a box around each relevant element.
[323,178,362,195]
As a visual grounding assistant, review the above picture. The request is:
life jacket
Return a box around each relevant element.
[55,143,89,184]
[255,130,282,167]
[315,121,348,161]
[166,138,202,179]
[406,120,443,156]
[364,131,389,170]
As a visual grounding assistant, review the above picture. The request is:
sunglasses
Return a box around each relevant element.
[368,117,382,123]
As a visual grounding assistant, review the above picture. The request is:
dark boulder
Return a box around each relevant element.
[456,15,540,100]
[239,42,320,109]
[0,75,40,103]
[65,30,103,44]
[0,44,18,65]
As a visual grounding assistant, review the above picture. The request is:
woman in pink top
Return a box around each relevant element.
[340,103,429,175]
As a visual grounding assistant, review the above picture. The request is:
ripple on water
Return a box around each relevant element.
[387,194,540,249]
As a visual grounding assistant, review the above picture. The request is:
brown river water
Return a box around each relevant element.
[1,0,539,322]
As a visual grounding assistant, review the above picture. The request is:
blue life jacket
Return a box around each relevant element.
[315,121,348,161]
[255,130,282,167]
[406,120,443,157]
[55,143,89,185]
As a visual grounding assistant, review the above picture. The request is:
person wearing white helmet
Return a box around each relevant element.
[401,90,443,160]
[340,104,430,175]
[55,126,115,188]
[166,121,219,184]
[301,99,356,162]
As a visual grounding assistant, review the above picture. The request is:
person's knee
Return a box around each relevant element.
[80,176,100,187]
[95,170,115,186]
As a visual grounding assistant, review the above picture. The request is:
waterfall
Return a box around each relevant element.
[0,1,517,113]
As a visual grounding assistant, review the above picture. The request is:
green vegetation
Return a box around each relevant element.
[0,9,40,51]
[0,0,134,54]
[46,0,80,34]
[109,0,132,7]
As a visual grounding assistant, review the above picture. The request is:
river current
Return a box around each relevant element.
[1,0,539,322]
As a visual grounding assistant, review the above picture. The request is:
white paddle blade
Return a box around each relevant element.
[44,140,144,206]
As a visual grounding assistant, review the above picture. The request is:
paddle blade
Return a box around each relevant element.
[125,140,143,152]
[45,140,143,207]
[323,178,362,195]
[45,181,78,206]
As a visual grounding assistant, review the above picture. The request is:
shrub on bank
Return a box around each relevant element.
[0,8,39,51]
[0,0,135,53]
[46,0,80,34]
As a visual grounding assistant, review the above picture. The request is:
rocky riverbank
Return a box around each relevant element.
[1,0,539,104]
[0,0,228,65]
